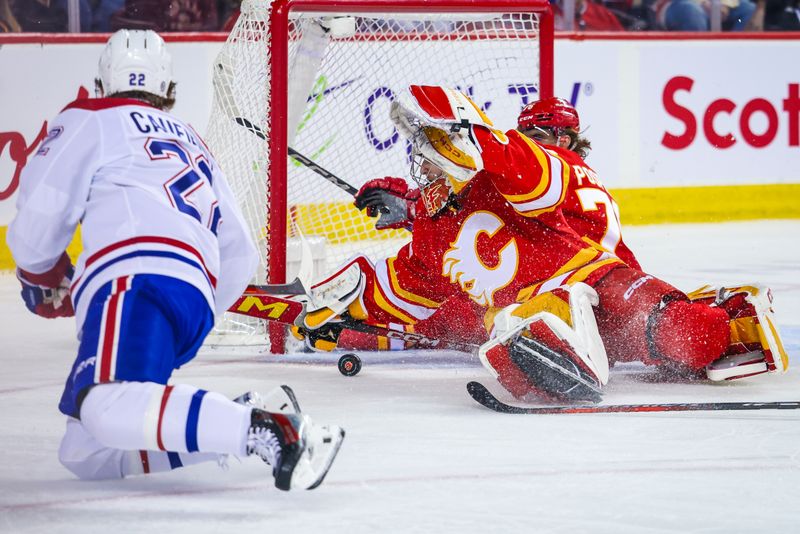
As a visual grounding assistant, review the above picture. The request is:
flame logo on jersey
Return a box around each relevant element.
[442,211,519,307]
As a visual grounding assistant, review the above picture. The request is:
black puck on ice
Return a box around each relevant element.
[338,353,362,376]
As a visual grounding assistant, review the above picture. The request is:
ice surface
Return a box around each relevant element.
[1,221,799,533]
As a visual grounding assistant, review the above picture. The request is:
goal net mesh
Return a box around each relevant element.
[205,0,546,347]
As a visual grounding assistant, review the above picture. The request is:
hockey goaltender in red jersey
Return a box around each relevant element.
[341,96,641,352]
[294,85,788,403]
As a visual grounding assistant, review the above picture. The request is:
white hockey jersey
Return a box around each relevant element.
[8,97,258,330]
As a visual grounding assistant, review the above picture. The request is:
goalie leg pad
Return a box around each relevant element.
[479,283,608,402]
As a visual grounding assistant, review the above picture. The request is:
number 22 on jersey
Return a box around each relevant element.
[145,138,222,235]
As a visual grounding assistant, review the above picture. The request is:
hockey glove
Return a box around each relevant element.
[17,252,75,319]
[354,177,419,230]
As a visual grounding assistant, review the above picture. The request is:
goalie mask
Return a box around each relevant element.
[392,85,502,216]
[409,147,458,216]
[96,29,174,99]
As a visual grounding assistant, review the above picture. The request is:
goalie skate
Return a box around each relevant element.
[688,285,789,380]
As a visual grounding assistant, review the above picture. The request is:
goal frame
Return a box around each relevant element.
[265,0,554,351]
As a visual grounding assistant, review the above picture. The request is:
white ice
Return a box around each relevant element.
[1,220,799,533]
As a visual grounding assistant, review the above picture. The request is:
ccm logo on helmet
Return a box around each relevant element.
[661,76,800,150]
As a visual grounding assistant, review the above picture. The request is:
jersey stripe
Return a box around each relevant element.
[63,97,158,113]
[185,389,207,453]
[156,385,175,451]
[72,250,212,308]
[139,451,151,474]
[386,257,442,309]
[167,452,183,469]
[375,260,437,322]
[72,235,217,290]
[94,275,132,383]
[508,149,570,216]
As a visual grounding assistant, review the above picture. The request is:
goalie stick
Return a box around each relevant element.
[230,287,479,353]
[466,381,800,415]
[213,58,361,197]
[232,117,359,196]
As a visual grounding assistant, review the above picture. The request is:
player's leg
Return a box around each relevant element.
[687,284,788,379]
[58,387,305,481]
[59,274,343,490]
[479,283,609,402]
[590,266,781,380]
[591,266,729,374]
[58,416,221,480]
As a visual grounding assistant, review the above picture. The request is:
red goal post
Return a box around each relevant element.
[206,0,554,351]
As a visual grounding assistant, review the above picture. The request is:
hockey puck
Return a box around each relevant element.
[338,353,362,376]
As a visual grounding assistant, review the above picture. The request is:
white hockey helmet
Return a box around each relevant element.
[97,29,173,98]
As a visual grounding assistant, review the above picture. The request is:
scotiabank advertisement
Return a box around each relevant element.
[638,42,798,186]
[555,39,800,188]
[0,36,798,231]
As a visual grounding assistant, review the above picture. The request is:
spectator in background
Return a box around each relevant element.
[110,0,217,31]
[764,0,800,28]
[53,0,124,31]
[5,0,124,32]
[0,0,22,32]
[650,0,758,30]
[553,0,626,30]
[10,0,67,31]
[219,0,241,32]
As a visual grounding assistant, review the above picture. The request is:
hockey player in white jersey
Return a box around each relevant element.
[7,29,344,490]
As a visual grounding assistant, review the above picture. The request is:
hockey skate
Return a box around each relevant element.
[689,285,789,381]
[244,386,344,491]
[233,385,302,415]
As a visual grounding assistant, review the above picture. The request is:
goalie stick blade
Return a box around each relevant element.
[466,381,800,415]
[250,278,307,296]
[230,292,306,325]
[229,289,479,352]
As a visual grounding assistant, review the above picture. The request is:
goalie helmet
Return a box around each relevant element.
[517,97,580,133]
[391,85,497,216]
[96,29,173,99]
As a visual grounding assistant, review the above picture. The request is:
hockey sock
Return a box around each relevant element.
[123,450,221,477]
[80,382,252,457]
[59,416,221,480]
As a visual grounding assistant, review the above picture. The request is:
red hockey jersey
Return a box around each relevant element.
[552,147,641,270]
[354,127,626,326]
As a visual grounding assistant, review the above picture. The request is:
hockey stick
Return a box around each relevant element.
[233,117,359,196]
[230,288,479,352]
[466,381,800,415]
[213,57,360,197]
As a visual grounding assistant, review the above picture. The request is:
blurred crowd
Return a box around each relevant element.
[0,0,797,33]
[0,0,242,32]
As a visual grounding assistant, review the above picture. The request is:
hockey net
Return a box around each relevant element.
[205,0,553,351]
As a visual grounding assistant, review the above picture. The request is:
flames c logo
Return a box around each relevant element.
[442,211,518,307]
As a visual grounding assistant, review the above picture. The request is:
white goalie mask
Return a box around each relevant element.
[96,29,173,98]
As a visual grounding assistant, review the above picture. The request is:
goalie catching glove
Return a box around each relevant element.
[479,283,609,403]
[17,252,75,319]
[354,177,419,231]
